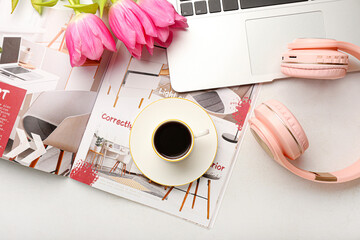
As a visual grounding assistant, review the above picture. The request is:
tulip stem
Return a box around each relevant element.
[68,0,81,14]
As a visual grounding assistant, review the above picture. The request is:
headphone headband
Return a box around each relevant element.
[288,38,360,61]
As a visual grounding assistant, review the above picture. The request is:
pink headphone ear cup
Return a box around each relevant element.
[264,100,309,159]
[281,63,347,79]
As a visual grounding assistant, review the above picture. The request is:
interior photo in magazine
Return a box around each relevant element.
[70,44,259,227]
[0,9,111,176]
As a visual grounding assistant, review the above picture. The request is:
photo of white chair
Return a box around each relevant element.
[21,90,97,174]
[100,142,131,176]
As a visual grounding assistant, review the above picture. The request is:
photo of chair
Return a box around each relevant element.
[188,86,255,143]
[101,142,131,176]
[21,90,97,174]
[188,88,241,116]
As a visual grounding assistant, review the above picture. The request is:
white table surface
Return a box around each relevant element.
[1,128,360,240]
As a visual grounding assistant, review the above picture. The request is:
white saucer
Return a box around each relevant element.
[129,98,218,186]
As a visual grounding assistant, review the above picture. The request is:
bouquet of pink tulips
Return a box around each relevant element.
[12,0,188,67]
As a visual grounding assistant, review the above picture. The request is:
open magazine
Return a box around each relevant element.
[1,39,258,227]
[0,32,111,176]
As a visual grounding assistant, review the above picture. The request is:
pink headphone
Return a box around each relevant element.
[281,38,360,80]
[249,38,360,183]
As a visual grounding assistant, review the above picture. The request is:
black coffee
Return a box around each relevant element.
[154,121,192,159]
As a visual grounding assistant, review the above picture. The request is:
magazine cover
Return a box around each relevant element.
[70,44,259,227]
[0,9,112,176]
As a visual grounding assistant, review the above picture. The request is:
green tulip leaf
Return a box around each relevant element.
[11,0,19,14]
[31,0,44,15]
[33,0,59,7]
[64,3,99,14]
[92,0,107,17]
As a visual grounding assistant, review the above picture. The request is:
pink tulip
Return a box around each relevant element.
[65,13,117,67]
[109,0,158,58]
[155,30,173,48]
[137,0,188,44]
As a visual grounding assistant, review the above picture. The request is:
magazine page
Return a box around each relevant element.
[0,28,112,176]
[70,44,258,227]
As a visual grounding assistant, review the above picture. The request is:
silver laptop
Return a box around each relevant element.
[167,0,360,92]
[0,37,42,81]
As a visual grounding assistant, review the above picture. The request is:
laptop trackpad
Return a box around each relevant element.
[246,11,325,75]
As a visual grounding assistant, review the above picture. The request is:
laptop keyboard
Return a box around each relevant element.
[3,66,30,74]
[180,0,309,17]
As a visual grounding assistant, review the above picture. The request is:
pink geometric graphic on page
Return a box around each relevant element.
[232,97,251,131]
[70,161,99,186]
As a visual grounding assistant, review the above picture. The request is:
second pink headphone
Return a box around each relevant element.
[249,38,360,183]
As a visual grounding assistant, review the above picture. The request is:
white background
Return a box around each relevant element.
[1,72,360,239]
[2,1,360,239]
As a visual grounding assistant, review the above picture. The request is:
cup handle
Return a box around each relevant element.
[194,129,210,138]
